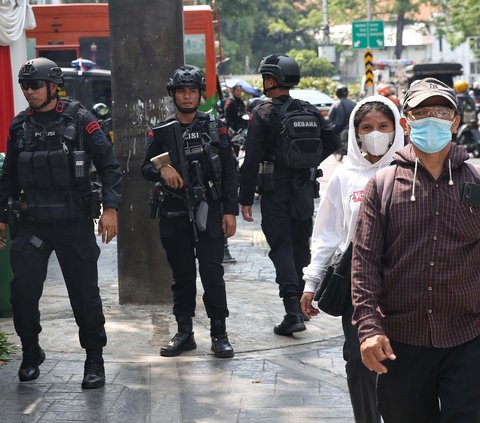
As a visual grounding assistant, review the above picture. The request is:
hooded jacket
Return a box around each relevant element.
[303,95,405,292]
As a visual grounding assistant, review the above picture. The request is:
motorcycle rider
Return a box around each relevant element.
[454,80,477,126]
[224,84,247,136]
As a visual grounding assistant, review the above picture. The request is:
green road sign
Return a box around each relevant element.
[352,20,384,50]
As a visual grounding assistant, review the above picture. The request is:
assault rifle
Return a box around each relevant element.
[152,120,208,241]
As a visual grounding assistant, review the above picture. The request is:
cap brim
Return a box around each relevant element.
[406,92,457,109]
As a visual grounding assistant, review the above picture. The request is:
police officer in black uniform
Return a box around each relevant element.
[224,84,247,135]
[141,66,238,358]
[0,58,122,388]
[239,54,338,336]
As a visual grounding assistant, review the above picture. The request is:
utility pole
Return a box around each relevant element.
[322,0,330,46]
[109,0,184,304]
[366,0,374,96]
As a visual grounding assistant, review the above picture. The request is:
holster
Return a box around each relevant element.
[290,176,314,220]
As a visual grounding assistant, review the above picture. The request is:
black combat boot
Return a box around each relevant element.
[160,316,197,357]
[274,297,306,336]
[82,348,105,389]
[210,318,234,358]
[18,345,46,382]
[222,238,236,264]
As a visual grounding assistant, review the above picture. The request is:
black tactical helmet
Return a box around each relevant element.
[166,65,206,94]
[247,97,265,113]
[258,54,300,88]
[335,85,348,98]
[18,57,64,86]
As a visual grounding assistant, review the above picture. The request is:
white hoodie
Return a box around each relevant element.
[303,95,405,293]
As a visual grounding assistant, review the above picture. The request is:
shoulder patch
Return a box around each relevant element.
[56,101,65,113]
[85,121,102,135]
[92,130,107,145]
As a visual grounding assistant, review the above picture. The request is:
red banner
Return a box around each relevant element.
[0,46,14,153]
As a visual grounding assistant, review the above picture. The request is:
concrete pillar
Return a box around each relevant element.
[108,0,184,304]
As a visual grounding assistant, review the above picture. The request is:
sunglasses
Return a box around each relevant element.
[406,106,456,121]
[20,80,46,91]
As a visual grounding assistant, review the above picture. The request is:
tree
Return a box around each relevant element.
[287,48,336,77]
[434,0,480,57]
[214,0,257,74]
[327,0,429,60]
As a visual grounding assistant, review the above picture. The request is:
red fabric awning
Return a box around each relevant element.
[0,46,14,153]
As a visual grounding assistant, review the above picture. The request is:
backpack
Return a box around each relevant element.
[275,98,323,169]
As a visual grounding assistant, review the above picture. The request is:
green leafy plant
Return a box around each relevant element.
[0,330,17,362]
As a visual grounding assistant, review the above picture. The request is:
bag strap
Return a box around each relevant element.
[465,162,480,183]
[278,97,295,121]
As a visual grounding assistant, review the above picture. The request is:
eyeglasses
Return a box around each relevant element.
[406,106,456,121]
[20,80,46,91]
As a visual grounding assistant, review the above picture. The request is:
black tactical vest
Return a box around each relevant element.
[16,99,92,223]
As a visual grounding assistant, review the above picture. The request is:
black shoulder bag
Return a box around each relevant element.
[313,242,352,317]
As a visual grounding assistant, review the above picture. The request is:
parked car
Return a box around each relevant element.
[289,89,334,117]
[59,67,112,111]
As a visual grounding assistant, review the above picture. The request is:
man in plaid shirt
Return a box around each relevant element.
[352,78,480,423]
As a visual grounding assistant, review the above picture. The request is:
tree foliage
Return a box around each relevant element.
[287,49,336,77]
[215,0,321,74]
[434,0,480,55]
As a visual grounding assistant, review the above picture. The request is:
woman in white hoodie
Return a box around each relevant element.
[300,95,405,423]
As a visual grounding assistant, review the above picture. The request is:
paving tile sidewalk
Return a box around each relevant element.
[0,156,355,422]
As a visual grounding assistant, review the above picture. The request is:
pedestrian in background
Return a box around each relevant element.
[141,66,238,358]
[239,54,338,336]
[224,84,247,136]
[0,58,122,389]
[328,85,356,136]
[301,96,404,423]
[328,85,356,159]
[352,78,480,422]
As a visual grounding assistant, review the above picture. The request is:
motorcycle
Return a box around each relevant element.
[229,113,251,171]
[334,127,348,162]
[456,119,480,158]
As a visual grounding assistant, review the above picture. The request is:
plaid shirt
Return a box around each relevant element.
[352,143,480,347]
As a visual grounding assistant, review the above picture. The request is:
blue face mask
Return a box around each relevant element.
[408,117,453,154]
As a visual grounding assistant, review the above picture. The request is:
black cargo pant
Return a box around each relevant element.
[378,335,480,423]
[260,176,312,299]
[160,217,228,319]
[342,301,381,423]
[10,220,106,349]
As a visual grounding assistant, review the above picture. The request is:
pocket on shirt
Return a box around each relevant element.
[455,203,480,242]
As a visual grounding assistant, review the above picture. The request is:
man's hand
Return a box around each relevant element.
[360,334,397,374]
[300,292,320,317]
[241,205,254,222]
[222,214,236,238]
[0,222,6,250]
[160,165,184,189]
[98,207,117,244]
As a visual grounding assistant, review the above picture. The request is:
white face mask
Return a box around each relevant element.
[359,130,395,156]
